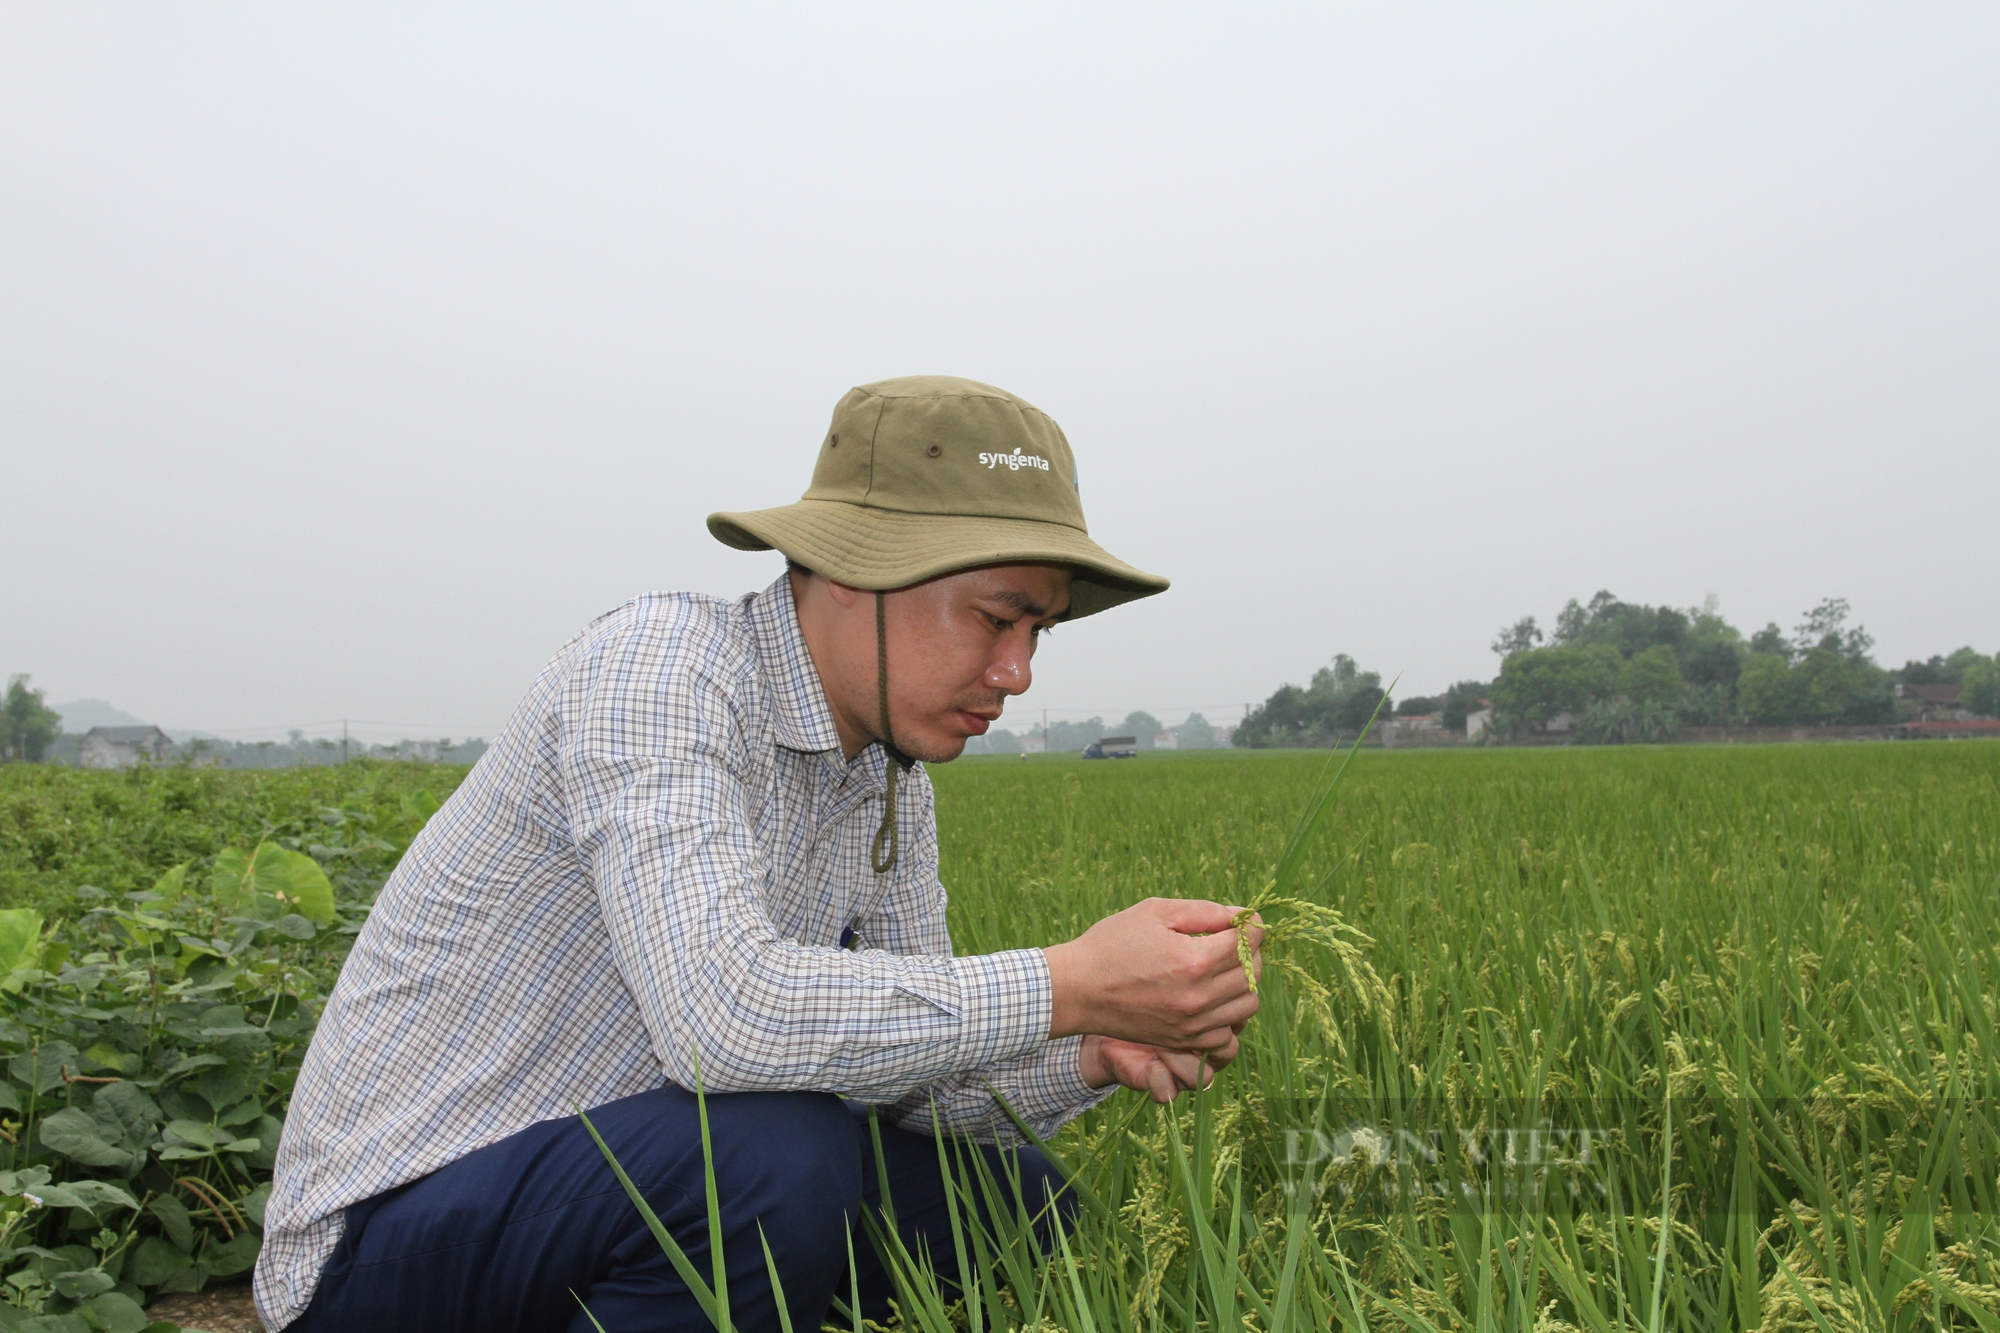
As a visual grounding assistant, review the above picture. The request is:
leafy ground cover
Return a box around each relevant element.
[2,742,1997,1331]
[0,763,465,1332]
[0,764,460,919]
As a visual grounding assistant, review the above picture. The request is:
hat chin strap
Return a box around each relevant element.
[870,591,915,875]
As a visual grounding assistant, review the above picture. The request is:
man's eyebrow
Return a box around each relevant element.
[984,589,1061,620]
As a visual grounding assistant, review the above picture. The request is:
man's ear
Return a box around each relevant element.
[824,579,866,609]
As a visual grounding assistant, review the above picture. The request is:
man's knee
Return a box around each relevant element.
[700,1091,862,1318]
[583,1086,863,1261]
[705,1090,863,1220]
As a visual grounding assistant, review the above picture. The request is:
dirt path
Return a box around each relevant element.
[146,1281,263,1332]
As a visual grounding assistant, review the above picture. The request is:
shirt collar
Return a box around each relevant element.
[749,575,845,756]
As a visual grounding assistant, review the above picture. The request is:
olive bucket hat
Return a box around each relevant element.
[707,375,1169,621]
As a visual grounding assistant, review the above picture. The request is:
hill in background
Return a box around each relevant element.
[49,698,152,731]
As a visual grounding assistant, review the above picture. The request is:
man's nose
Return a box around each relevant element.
[986,637,1033,695]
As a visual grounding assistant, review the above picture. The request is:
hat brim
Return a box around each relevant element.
[707,500,1168,620]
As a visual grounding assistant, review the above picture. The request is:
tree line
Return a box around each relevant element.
[0,677,488,768]
[15,590,1998,764]
[1235,592,2000,747]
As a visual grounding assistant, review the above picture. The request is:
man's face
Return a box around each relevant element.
[808,563,1071,764]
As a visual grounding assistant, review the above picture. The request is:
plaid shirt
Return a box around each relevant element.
[255,575,1109,1329]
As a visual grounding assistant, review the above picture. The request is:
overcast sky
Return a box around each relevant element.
[4,4,1995,742]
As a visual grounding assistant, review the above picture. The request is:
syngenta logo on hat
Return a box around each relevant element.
[977,447,1051,472]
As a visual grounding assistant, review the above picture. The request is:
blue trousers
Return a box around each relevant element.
[293,1087,1072,1333]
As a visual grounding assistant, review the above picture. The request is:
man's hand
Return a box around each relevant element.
[1044,898,1263,1055]
[1081,1032,1244,1103]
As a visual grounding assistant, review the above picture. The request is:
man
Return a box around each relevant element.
[257,376,1263,1332]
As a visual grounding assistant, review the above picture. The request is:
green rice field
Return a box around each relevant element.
[2,742,1997,1331]
[924,743,2000,1332]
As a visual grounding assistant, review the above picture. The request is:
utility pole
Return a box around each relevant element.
[342,720,349,766]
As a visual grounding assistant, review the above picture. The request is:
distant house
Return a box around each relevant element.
[79,726,173,769]
[1897,683,1968,722]
[1153,730,1179,750]
[1382,714,1443,748]
[1465,708,1494,740]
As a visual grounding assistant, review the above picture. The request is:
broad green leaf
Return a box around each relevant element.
[39,1087,155,1177]
[162,1119,218,1150]
[212,843,336,926]
[276,913,317,940]
[0,909,43,976]
[43,1243,100,1273]
[50,1269,113,1301]
[27,1182,98,1210]
[245,1114,284,1171]
[19,1313,91,1333]
[190,1061,251,1113]
[201,1230,260,1277]
[126,1236,193,1288]
[209,847,252,914]
[38,1109,137,1173]
[400,788,441,826]
[11,1042,81,1096]
[0,1166,53,1197]
[115,909,169,936]
[147,1195,193,1251]
[78,1291,150,1333]
[47,1180,138,1218]
[17,1315,90,1333]
[218,1098,265,1128]
[92,1082,163,1144]
[150,864,189,905]
[257,846,337,925]
[195,1022,265,1039]
[81,1043,141,1076]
